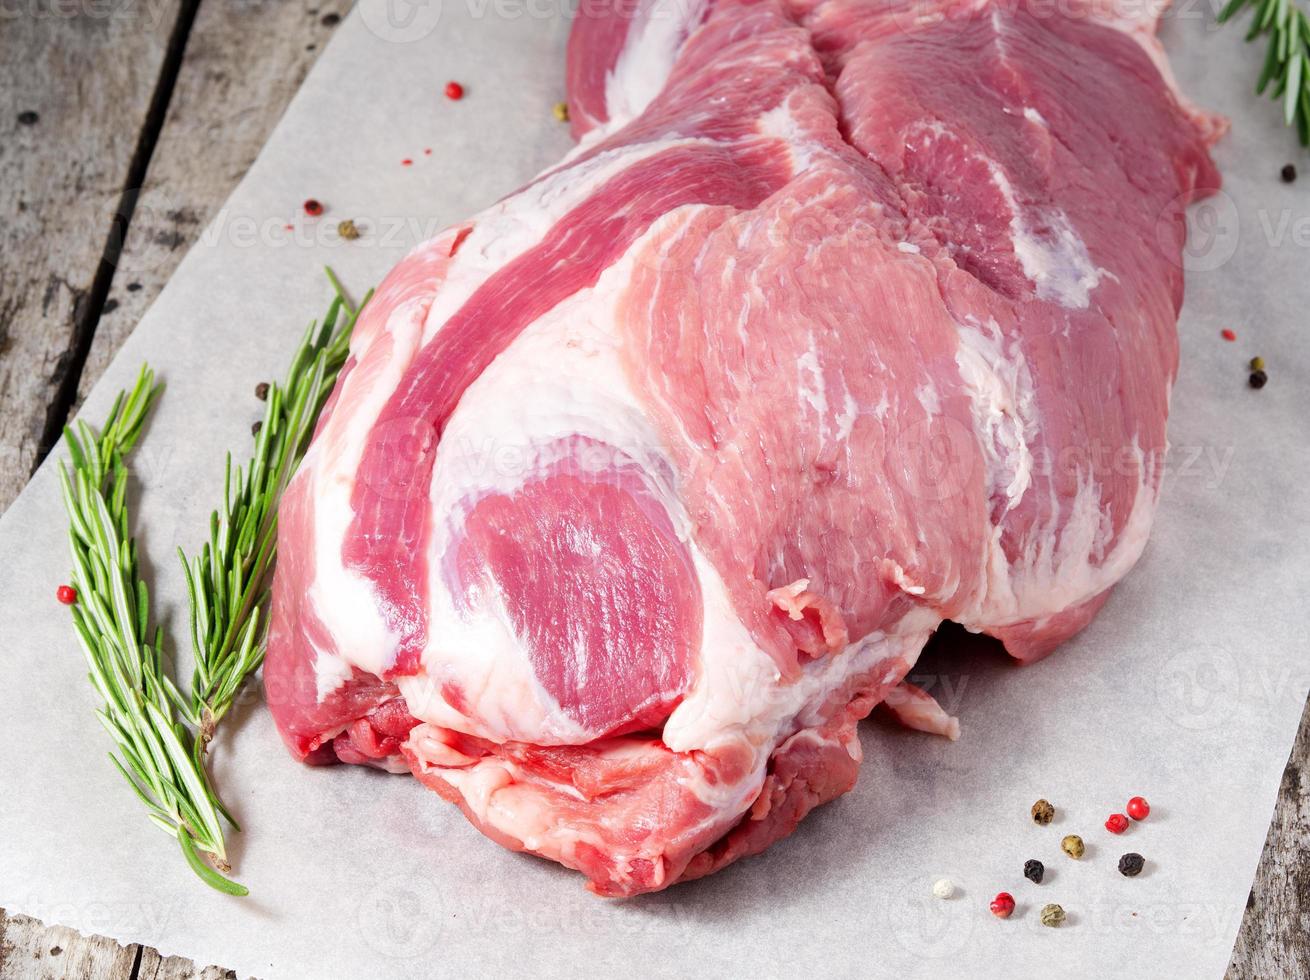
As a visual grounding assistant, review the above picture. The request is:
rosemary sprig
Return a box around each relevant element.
[180,271,371,742]
[59,271,370,895]
[1220,0,1310,145]
[58,366,244,895]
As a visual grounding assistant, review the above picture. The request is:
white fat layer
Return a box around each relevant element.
[604,0,707,129]
[953,317,1037,511]
[400,208,718,745]
[302,136,710,697]
[965,440,1159,627]
[1022,106,1047,127]
[988,162,1103,309]
[664,551,941,807]
[303,240,440,686]
[314,649,357,702]
[406,262,681,744]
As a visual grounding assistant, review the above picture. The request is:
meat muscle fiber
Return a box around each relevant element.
[265,0,1221,896]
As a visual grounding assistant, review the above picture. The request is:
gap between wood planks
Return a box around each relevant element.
[32,0,203,475]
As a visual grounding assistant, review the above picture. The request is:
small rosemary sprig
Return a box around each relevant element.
[180,271,371,744]
[59,271,370,895]
[1220,0,1310,145]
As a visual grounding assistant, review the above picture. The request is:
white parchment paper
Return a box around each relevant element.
[1,3,1307,977]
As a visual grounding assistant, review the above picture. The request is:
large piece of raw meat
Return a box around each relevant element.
[266,0,1220,896]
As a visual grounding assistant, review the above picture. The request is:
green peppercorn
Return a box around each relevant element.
[1024,859,1045,884]
[1031,799,1055,826]
[1061,834,1085,859]
[553,101,570,123]
[1040,903,1066,927]
[1118,852,1145,877]
[1250,356,1265,372]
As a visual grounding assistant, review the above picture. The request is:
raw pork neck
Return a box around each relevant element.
[265,0,1220,896]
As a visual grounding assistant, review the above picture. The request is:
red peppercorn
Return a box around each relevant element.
[303,198,324,217]
[1220,328,1236,342]
[1105,812,1129,834]
[401,158,413,167]
[445,81,464,100]
[989,892,1015,919]
[56,584,77,605]
[1127,796,1150,821]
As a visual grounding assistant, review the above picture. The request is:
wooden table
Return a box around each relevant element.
[0,2,1305,976]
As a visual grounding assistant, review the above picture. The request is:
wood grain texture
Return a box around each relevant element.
[1227,695,1310,980]
[76,0,353,410]
[0,912,137,979]
[0,0,186,511]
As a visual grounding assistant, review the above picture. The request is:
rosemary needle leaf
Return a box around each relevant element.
[179,829,248,897]
[1224,0,1310,143]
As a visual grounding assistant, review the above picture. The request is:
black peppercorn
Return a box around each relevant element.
[1249,369,1268,390]
[255,382,270,401]
[252,420,263,436]
[1282,163,1297,183]
[1024,859,1045,884]
[1118,852,1145,877]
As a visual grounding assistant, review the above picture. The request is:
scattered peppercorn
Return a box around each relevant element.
[337,219,360,240]
[1221,328,1237,342]
[1126,796,1150,821]
[1105,813,1129,834]
[932,878,955,899]
[1061,834,1085,859]
[303,198,324,217]
[1250,356,1265,372]
[18,110,39,126]
[990,892,1015,918]
[553,101,570,123]
[1282,163,1297,183]
[401,158,413,167]
[252,420,263,437]
[445,80,465,100]
[1249,369,1268,390]
[1040,903,1066,927]
[320,11,340,26]
[1024,859,1045,884]
[1118,852,1145,877]
[1031,799,1055,825]
[56,584,77,605]
[255,382,270,401]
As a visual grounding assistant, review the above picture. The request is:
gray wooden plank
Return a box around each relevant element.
[0,0,344,975]
[134,946,240,980]
[0,911,138,980]
[76,0,353,408]
[0,0,188,511]
[1227,695,1310,979]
